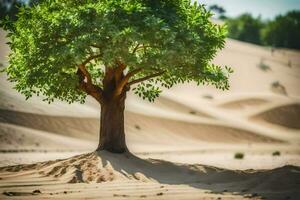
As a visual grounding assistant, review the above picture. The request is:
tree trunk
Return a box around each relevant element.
[97,93,127,153]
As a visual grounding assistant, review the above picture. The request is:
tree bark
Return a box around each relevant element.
[97,91,127,153]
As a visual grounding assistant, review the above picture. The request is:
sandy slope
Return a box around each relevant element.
[1,28,300,199]
[251,103,300,129]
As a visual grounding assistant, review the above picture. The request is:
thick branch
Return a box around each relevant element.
[79,64,92,84]
[77,54,103,103]
[114,68,142,97]
[114,60,127,85]
[128,70,165,86]
[82,54,101,66]
[125,68,143,80]
[77,69,103,103]
[79,54,102,85]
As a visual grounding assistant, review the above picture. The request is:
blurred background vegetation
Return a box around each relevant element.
[209,3,300,50]
[1,0,300,49]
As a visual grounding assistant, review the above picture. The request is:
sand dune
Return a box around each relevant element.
[126,112,281,144]
[152,96,214,118]
[219,98,270,109]
[252,103,300,129]
[0,108,281,149]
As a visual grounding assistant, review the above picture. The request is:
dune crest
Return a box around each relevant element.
[153,96,214,118]
[219,98,270,109]
[252,103,300,129]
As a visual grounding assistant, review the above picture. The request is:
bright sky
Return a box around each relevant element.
[196,0,300,19]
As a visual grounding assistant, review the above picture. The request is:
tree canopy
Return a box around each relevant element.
[1,0,232,104]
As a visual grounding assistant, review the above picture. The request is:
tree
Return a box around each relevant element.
[226,13,263,45]
[1,0,232,153]
[262,11,300,49]
[208,4,226,20]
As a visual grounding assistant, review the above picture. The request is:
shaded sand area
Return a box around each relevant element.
[1,29,300,199]
[1,152,299,200]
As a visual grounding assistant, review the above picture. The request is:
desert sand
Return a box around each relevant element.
[0,28,300,199]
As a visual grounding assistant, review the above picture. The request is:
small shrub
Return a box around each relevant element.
[270,47,275,55]
[258,58,270,71]
[189,110,197,115]
[203,94,213,100]
[272,81,280,87]
[272,151,281,156]
[134,125,141,130]
[271,81,287,95]
[234,152,244,159]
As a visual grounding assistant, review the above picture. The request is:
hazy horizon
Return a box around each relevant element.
[196,0,300,20]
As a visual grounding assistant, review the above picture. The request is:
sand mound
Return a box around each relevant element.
[219,98,269,109]
[0,152,164,184]
[1,151,299,186]
[252,104,300,129]
[0,152,299,199]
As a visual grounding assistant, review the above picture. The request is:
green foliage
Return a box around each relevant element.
[262,11,300,49]
[226,13,263,45]
[133,81,162,102]
[1,0,231,103]
[226,11,300,50]
[234,152,244,159]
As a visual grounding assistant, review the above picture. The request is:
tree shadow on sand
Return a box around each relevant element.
[98,151,300,200]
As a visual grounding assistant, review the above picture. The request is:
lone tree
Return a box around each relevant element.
[1,0,232,153]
